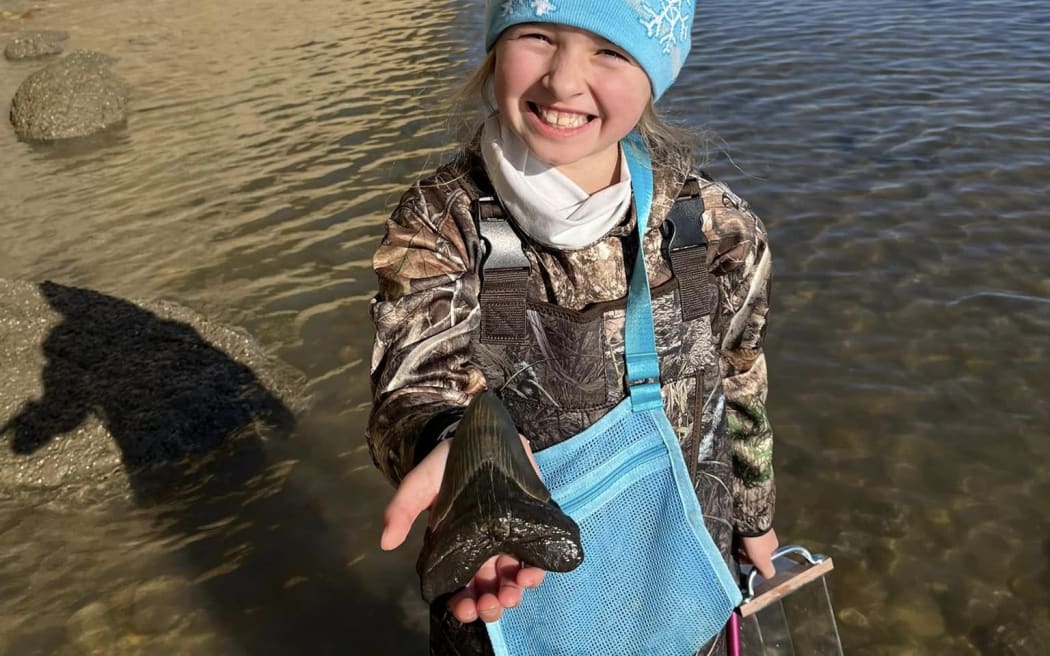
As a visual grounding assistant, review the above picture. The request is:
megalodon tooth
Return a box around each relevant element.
[417,391,584,603]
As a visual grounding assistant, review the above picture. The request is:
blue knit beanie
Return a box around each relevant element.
[485,0,696,100]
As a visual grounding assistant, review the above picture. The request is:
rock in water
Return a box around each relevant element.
[4,30,68,60]
[0,279,305,505]
[416,391,583,603]
[10,50,129,141]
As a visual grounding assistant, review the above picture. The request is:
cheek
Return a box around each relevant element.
[604,76,651,126]
[493,47,534,101]
[605,92,648,128]
[496,63,530,98]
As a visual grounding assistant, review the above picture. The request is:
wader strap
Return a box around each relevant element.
[662,178,717,320]
[475,197,529,344]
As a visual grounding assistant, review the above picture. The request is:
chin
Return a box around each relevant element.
[524,143,592,168]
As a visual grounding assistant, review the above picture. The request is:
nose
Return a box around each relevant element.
[543,50,584,100]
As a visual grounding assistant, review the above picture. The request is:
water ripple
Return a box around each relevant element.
[2,0,1048,653]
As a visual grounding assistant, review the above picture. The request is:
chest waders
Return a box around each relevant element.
[480,136,742,655]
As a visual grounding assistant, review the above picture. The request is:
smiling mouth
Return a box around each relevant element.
[528,102,595,129]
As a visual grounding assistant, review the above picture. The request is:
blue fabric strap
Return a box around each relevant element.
[622,135,663,412]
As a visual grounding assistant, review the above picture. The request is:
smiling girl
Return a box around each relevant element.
[369,2,778,654]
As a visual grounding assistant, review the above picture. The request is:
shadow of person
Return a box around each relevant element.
[2,281,421,654]
[4,281,293,501]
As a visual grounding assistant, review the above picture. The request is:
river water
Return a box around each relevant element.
[1,0,1047,654]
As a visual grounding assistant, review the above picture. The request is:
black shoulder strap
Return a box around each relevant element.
[661,177,717,320]
[473,197,529,343]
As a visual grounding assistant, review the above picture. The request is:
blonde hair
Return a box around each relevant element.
[446,50,701,165]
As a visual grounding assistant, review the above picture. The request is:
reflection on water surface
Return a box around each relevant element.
[2,0,1048,653]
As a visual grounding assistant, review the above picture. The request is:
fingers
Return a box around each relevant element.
[475,591,503,624]
[472,555,505,623]
[448,587,478,623]
[517,565,546,589]
[448,555,499,623]
[447,555,547,624]
[496,554,524,609]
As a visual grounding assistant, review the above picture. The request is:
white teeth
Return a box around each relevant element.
[536,106,589,128]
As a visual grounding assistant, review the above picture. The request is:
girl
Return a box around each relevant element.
[369,2,778,654]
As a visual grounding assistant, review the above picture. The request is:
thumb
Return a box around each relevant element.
[380,458,442,551]
[752,552,776,581]
[740,530,779,581]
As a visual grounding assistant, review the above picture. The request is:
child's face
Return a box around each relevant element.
[493,23,651,179]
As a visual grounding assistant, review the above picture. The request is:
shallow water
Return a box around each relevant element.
[1,0,1048,654]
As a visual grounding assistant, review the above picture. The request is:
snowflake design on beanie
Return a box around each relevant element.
[637,0,692,54]
[500,0,558,16]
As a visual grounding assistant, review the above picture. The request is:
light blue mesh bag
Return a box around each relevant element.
[485,136,742,655]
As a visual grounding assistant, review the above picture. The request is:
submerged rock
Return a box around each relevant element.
[65,577,230,656]
[0,279,305,505]
[10,50,129,141]
[4,30,69,60]
[971,618,1050,656]
[66,602,118,654]
[889,593,946,639]
[969,596,1050,656]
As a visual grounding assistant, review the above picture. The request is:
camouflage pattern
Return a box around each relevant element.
[369,140,775,655]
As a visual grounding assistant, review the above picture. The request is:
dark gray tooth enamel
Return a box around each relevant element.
[416,391,584,603]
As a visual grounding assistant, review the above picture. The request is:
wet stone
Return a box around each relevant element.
[4,623,68,656]
[9,50,129,141]
[66,602,118,654]
[829,556,888,609]
[837,606,871,629]
[889,593,947,639]
[4,30,69,60]
[957,583,1008,630]
[851,644,923,656]
[0,278,305,506]
[128,577,194,635]
[971,618,1050,656]
[0,514,20,535]
[61,581,228,656]
[962,522,1016,584]
[1009,571,1047,606]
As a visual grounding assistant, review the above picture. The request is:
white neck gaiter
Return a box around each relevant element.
[480,116,632,250]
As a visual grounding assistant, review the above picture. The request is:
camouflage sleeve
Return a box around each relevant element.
[703,178,776,537]
[367,175,486,487]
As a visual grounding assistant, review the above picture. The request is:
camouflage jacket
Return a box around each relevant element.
[368,142,775,536]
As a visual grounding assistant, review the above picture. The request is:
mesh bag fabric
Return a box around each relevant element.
[485,398,742,655]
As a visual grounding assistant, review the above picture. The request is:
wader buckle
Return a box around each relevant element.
[474,197,530,344]
[661,178,718,320]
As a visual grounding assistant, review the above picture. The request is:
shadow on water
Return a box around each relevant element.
[2,282,419,654]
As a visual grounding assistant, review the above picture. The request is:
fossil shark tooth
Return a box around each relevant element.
[417,391,583,603]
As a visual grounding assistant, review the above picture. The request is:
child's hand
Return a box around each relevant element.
[446,553,545,623]
[380,438,452,552]
[380,435,547,623]
[739,528,780,580]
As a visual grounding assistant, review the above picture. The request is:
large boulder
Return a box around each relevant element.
[0,279,306,505]
[4,30,68,60]
[10,50,129,141]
